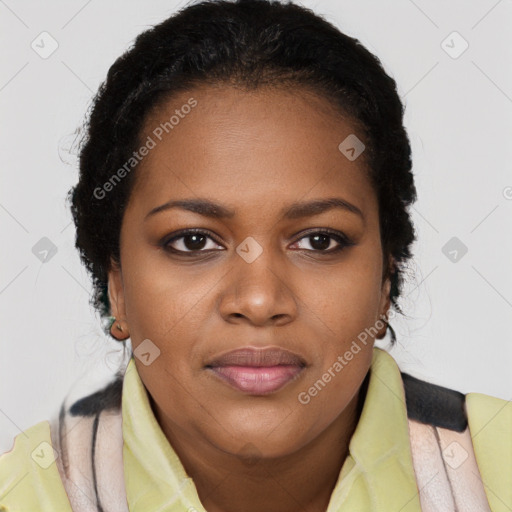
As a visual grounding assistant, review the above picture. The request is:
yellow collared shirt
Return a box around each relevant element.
[1,347,510,511]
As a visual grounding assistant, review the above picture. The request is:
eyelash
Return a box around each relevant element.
[160,228,355,256]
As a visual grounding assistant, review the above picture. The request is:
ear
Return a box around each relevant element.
[375,257,393,340]
[107,258,129,339]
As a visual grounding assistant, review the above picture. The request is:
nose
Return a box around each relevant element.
[218,244,298,327]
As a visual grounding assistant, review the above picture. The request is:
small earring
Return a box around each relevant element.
[109,316,125,337]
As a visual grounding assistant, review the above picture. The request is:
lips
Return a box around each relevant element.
[206,347,306,367]
[205,347,306,395]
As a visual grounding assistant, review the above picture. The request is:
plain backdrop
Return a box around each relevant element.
[1,0,511,453]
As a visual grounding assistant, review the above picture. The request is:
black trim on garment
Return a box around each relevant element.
[69,377,123,416]
[91,411,105,512]
[401,372,467,432]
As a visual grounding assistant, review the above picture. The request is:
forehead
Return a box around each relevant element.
[128,85,375,218]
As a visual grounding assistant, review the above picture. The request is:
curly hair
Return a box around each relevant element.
[68,0,417,344]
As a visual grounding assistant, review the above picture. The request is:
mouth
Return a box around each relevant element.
[204,347,306,395]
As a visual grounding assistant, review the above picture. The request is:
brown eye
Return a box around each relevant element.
[301,233,333,251]
[163,229,224,254]
[292,229,354,253]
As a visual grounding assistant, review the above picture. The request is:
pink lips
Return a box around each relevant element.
[205,347,306,395]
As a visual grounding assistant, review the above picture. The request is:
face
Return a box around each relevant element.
[108,84,391,460]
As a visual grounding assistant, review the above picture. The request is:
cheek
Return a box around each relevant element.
[306,257,383,338]
[295,294,375,433]
[119,241,198,333]
[299,253,381,393]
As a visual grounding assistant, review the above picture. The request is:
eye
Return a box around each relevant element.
[161,228,354,256]
[291,229,354,253]
[162,229,224,254]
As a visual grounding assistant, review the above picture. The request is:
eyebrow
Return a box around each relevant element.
[145,197,364,221]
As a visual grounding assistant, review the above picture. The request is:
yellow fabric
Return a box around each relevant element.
[0,347,510,511]
[466,392,512,511]
[0,421,73,511]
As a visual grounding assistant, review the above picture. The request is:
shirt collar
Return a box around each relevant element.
[122,359,206,511]
[327,346,421,511]
[122,347,421,511]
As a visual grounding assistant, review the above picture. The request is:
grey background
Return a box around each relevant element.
[1,0,511,453]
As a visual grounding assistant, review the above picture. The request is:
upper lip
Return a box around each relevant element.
[205,347,307,368]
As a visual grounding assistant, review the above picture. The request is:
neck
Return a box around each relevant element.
[151,371,369,512]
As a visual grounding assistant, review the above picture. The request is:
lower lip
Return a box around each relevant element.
[208,365,304,394]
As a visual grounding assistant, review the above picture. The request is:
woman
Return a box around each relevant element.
[1,0,510,510]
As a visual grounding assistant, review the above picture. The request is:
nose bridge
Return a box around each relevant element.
[234,236,284,300]
[219,236,296,325]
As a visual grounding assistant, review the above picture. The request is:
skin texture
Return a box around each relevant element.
[108,85,391,512]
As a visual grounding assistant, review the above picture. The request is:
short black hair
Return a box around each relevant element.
[68,0,417,344]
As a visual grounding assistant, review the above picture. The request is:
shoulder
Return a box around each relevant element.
[466,390,512,422]
[401,371,511,433]
[401,374,512,509]
[0,373,124,511]
[401,371,468,431]
[401,370,511,473]
[465,390,512,446]
[0,420,72,511]
[0,371,124,511]
[0,420,52,481]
